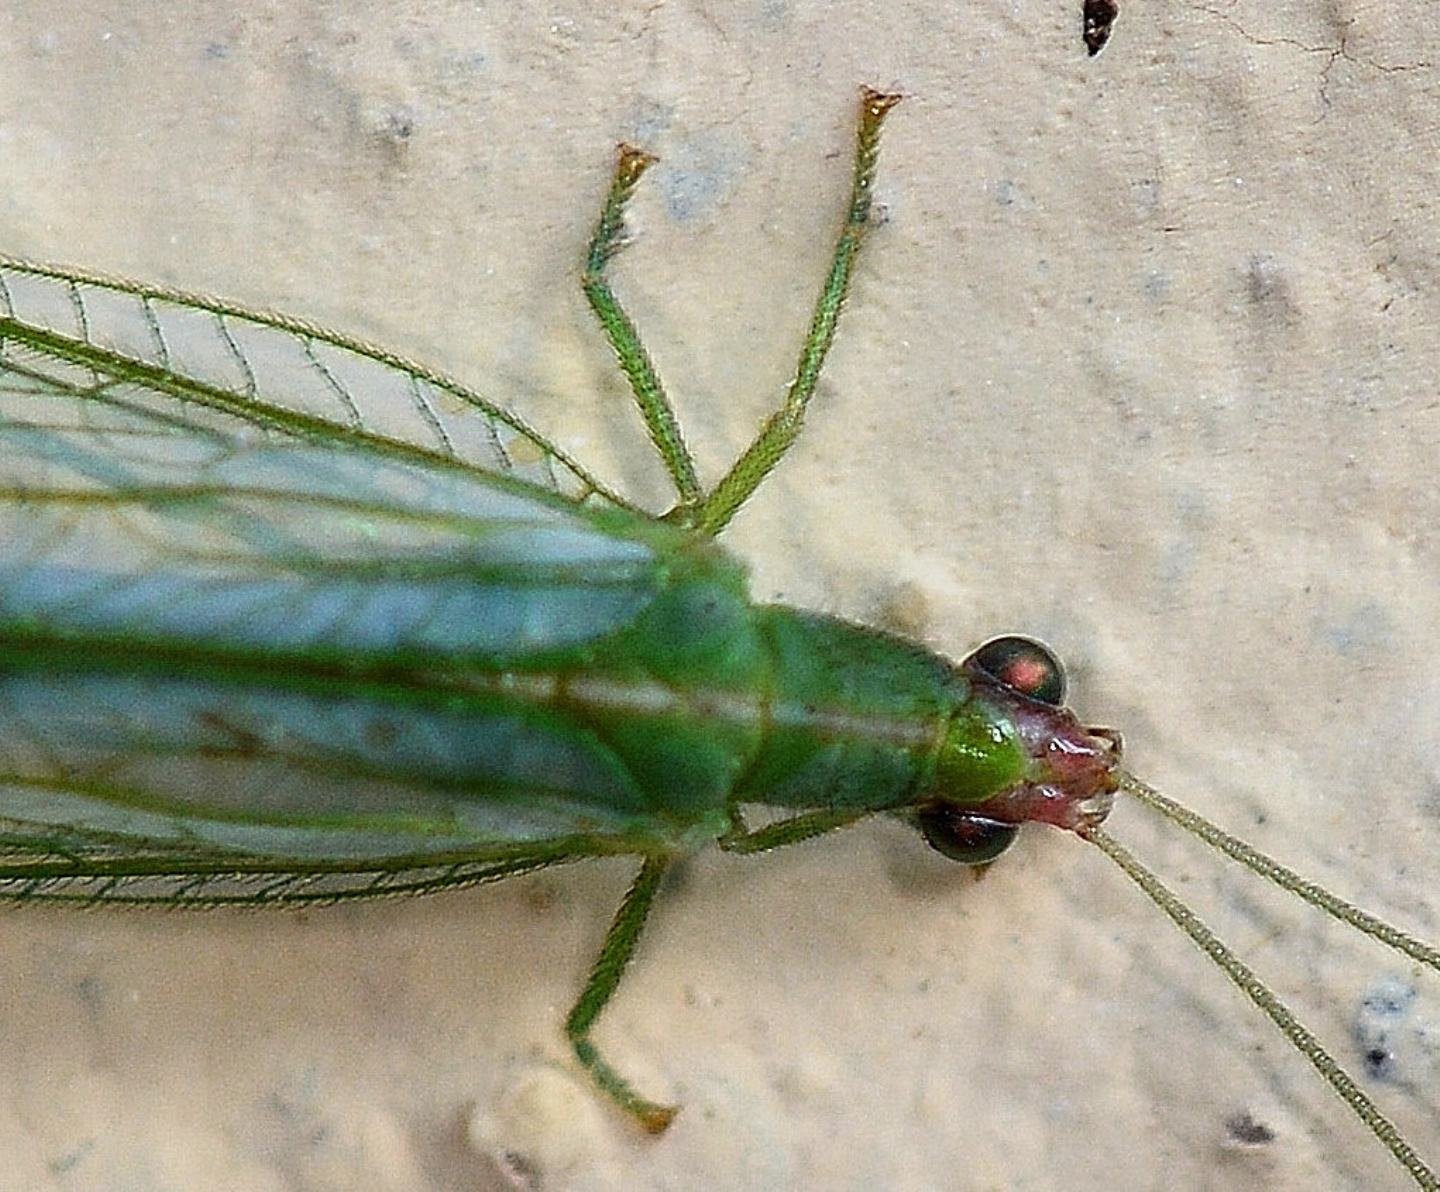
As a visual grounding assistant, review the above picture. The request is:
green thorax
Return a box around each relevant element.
[733,608,1027,814]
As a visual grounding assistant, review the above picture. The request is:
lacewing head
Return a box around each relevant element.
[914,636,1122,863]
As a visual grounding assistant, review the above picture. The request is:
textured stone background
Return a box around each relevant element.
[0,3,1436,1189]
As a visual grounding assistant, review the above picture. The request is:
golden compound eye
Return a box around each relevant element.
[916,805,1020,865]
[966,635,1067,706]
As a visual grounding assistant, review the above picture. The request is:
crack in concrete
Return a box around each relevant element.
[1192,5,1433,116]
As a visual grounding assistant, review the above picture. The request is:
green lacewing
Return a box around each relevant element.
[0,87,1435,1185]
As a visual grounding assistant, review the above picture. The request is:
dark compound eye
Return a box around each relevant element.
[966,635,1066,706]
[917,806,1020,865]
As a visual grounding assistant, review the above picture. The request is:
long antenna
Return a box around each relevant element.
[1118,771,1440,975]
[1084,820,1437,1190]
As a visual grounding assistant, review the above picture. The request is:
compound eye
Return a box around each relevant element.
[967,635,1066,706]
[917,806,1020,865]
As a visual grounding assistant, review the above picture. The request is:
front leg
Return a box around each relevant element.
[581,146,703,510]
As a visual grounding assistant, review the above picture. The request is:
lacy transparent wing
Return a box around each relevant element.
[0,816,594,906]
[0,256,626,505]
[0,668,674,861]
[0,256,682,660]
[0,257,725,878]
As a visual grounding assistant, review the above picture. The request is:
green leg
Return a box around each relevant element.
[696,88,902,536]
[565,854,677,1133]
[582,146,703,509]
[718,807,871,854]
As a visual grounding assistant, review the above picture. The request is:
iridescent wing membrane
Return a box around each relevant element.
[0,258,681,904]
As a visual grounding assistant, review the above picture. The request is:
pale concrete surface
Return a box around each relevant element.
[0,3,1437,1190]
